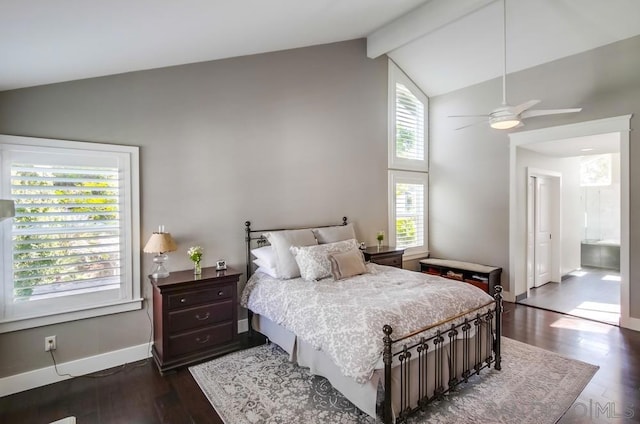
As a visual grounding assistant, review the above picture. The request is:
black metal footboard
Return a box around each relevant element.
[382,286,503,424]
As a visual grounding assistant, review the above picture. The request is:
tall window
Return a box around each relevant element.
[388,61,428,255]
[0,135,140,332]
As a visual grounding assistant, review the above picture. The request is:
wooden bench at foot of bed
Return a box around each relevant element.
[420,258,502,296]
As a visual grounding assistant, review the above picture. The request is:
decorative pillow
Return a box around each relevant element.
[312,223,357,244]
[329,248,367,280]
[265,229,317,279]
[290,239,358,281]
[251,246,276,269]
[253,259,277,278]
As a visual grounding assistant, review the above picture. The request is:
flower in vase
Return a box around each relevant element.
[187,246,203,263]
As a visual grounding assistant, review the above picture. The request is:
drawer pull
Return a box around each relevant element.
[195,312,210,321]
[218,291,224,296]
[180,298,187,303]
[195,335,210,344]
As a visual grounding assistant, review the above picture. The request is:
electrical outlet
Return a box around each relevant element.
[45,335,56,351]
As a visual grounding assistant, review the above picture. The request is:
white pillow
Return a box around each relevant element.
[290,239,358,281]
[256,266,278,279]
[312,223,357,244]
[265,229,317,279]
[253,259,277,278]
[251,246,276,269]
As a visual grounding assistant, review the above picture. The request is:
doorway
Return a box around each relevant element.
[526,171,561,290]
[508,115,639,331]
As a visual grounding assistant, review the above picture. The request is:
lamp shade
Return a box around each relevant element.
[0,200,15,222]
[143,232,177,254]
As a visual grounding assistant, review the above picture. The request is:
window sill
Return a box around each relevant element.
[0,298,143,333]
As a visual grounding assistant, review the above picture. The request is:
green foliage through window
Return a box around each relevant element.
[11,163,121,301]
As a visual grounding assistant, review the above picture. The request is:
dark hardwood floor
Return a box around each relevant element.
[1,303,639,424]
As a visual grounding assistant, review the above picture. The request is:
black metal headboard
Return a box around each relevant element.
[244,217,348,278]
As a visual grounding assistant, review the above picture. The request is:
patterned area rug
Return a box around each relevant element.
[189,337,598,424]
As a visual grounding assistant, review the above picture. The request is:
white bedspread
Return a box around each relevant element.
[241,264,494,383]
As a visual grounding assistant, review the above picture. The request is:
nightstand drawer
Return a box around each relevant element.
[168,283,233,309]
[373,255,402,268]
[168,322,234,357]
[168,300,233,332]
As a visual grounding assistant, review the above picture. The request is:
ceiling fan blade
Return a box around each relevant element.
[521,108,582,119]
[448,114,491,118]
[455,120,488,130]
[511,99,541,115]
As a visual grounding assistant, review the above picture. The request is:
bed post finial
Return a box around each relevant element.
[493,285,503,371]
[245,221,251,279]
[382,324,393,424]
[342,216,348,226]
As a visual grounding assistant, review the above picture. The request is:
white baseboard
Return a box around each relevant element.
[620,315,640,332]
[0,342,151,397]
[502,290,515,303]
[2,318,252,398]
[238,318,248,333]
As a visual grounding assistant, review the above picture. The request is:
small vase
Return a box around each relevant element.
[194,261,202,275]
[377,239,383,249]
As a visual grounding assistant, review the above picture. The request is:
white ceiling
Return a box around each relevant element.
[0,0,426,91]
[520,133,620,158]
[1,0,640,95]
[385,0,640,96]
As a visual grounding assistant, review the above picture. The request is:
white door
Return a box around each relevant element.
[527,177,535,289]
[535,177,552,287]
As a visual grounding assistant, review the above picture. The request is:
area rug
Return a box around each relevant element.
[189,337,598,424]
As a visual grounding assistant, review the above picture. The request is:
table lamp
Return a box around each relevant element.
[143,225,177,278]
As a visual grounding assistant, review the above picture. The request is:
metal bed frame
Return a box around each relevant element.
[244,217,502,424]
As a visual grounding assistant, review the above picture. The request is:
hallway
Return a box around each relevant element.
[519,267,620,325]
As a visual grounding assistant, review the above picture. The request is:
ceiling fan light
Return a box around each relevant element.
[490,116,521,130]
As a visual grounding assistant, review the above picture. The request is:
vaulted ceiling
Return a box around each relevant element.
[2,0,640,96]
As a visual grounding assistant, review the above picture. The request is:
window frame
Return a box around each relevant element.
[388,60,429,257]
[0,134,141,333]
[388,170,429,257]
[388,60,429,173]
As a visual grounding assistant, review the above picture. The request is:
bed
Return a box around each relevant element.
[242,218,502,423]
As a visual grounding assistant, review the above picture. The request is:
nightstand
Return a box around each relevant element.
[362,246,405,268]
[150,266,241,374]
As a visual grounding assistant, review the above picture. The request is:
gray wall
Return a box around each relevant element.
[0,39,389,378]
[430,35,640,317]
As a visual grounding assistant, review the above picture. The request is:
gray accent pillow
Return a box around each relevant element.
[329,248,367,280]
[312,223,356,244]
[265,229,317,279]
[290,239,358,281]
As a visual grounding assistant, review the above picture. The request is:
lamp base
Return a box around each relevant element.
[150,254,170,279]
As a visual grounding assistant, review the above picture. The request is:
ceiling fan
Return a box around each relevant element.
[450,0,582,130]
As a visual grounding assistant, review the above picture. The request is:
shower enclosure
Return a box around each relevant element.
[580,154,620,271]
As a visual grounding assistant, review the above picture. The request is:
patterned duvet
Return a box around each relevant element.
[241,263,494,383]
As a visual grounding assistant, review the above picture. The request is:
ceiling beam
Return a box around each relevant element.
[366,0,496,59]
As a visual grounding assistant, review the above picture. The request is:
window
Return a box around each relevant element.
[388,61,429,256]
[580,154,612,186]
[388,61,428,172]
[389,171,428,250]
[0,135,141,332]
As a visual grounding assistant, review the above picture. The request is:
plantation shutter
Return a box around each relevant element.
[10,162,123,302]
[395,82,425,162]
[394,180,425,249]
